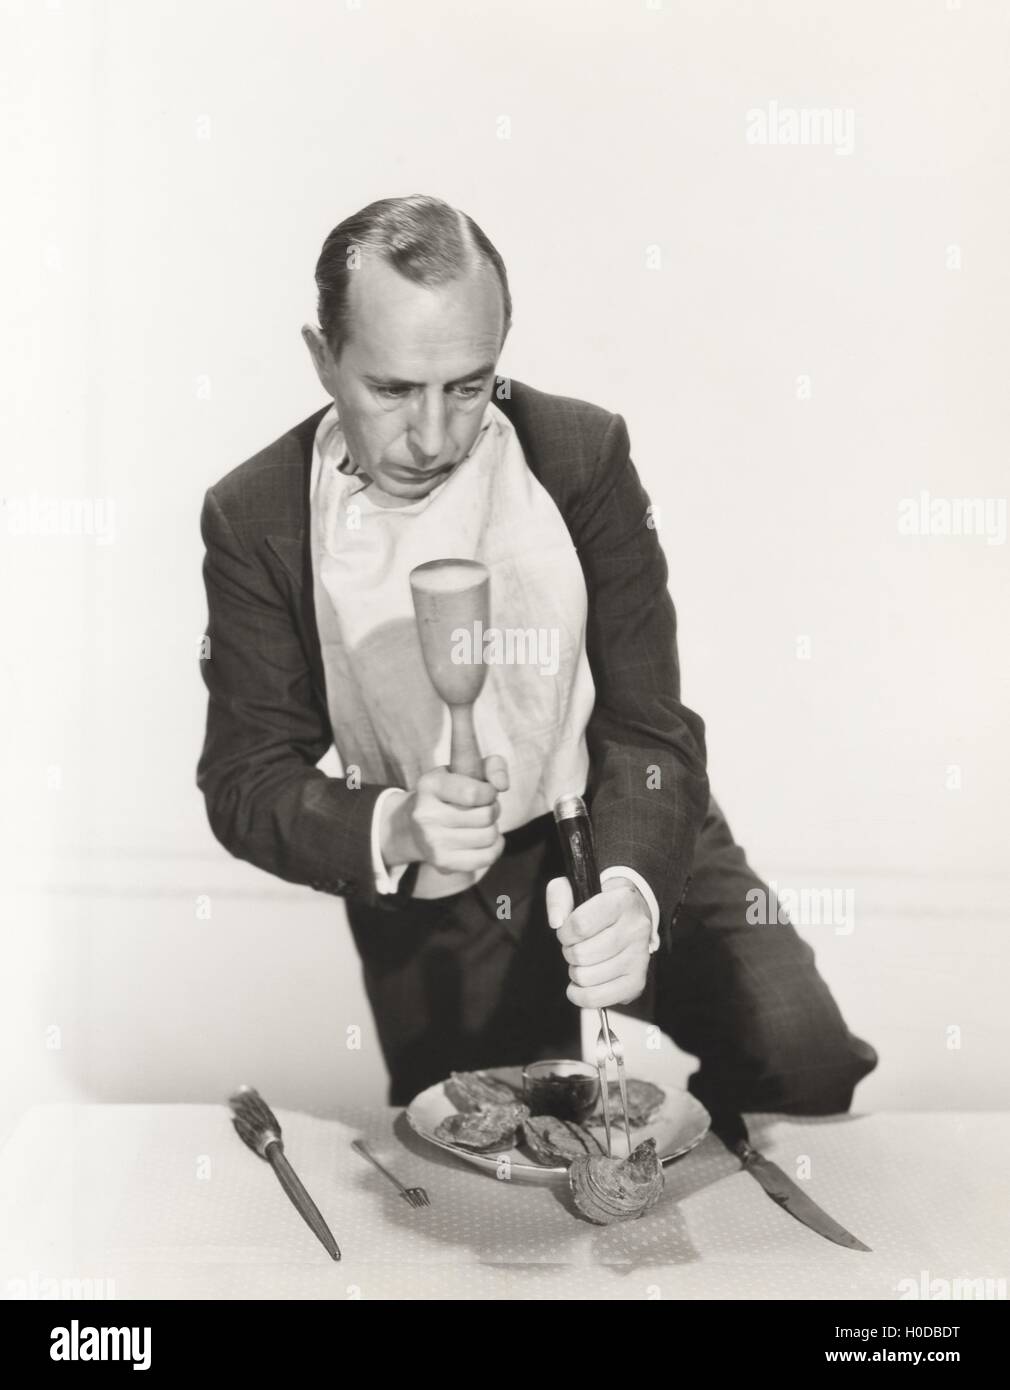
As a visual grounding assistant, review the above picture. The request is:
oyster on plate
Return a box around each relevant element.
[568,1137,665,1224]
[591,1078,665,1128]
[434,1102,529,1152]
[524,1114,606,1166]
[443,1070,518,1112]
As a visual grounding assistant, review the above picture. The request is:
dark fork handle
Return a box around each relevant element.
[265,1143,341,1260]
[554,797,602,905]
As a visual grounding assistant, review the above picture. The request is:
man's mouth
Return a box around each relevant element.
[389,462,455,482]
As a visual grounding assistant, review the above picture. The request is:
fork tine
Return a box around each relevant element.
[598,1008,614,1060]
[598,1009,633,1155]
[595,1030,613,1157]
[613,1051,634,1156]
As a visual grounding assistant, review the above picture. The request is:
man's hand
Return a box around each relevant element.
[380,755,509,874]
[546,875,653,1009]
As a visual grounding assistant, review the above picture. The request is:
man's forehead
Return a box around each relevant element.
[344,257,503,371]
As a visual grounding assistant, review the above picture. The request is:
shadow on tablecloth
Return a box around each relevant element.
[347,1110,872,1274]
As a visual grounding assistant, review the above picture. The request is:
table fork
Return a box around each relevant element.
[351,1139,430,1208]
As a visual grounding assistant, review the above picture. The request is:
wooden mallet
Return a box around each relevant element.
[409,558,490,780]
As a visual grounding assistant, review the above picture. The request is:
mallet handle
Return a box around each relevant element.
[449,704,484,781]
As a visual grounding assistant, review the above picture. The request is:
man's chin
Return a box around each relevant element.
[376,466,454,497]
[366,472,450,506]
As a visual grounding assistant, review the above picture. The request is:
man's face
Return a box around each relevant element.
[304,257,506,501]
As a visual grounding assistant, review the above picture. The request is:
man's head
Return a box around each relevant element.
[302,196,512,501]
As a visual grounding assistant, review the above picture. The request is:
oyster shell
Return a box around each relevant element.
[592,1078,665,1128]
[434,1102,529,1152]
[443,1070,518,1112]
[524,1115,606,1166]
[568,1137,665,1224]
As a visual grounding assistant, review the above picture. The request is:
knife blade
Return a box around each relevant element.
[712,1111,871,1252]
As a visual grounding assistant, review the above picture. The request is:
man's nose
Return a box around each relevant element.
[409,392,448,465]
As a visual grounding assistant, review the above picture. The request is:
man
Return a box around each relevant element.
[197,195,877,1112]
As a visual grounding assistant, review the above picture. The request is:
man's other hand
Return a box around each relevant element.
[380,755,509,874]
[546,876,652,1008]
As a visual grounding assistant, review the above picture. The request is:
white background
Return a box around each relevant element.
[2,0,1008,1137]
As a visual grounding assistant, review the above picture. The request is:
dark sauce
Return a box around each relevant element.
[524,1071,599,1123]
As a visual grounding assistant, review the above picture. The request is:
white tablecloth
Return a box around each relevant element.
[0,1104,1006,1300]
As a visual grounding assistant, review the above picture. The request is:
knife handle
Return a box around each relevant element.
[712,1109,751,1156]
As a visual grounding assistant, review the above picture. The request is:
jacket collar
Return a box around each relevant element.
[264,404,332,587]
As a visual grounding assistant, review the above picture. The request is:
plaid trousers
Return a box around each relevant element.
[345,796,878,1110]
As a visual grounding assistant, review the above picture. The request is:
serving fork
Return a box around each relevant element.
[553,792,635,1158]
[351,1138,430,1208]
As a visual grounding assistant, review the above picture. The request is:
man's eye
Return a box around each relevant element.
[372,382,485,402]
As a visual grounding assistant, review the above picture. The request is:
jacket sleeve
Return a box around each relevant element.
[195,484,418,908]
[573,412,710,936]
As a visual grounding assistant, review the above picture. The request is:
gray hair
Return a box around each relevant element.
[314,194,512,357]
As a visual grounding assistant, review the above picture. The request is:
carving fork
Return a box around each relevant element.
[553,793,634,1157]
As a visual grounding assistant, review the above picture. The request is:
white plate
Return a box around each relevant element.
[405,1065,711,1184]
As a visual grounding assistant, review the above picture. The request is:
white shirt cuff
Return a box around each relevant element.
[600,865,662,953]
[371,787,411,894]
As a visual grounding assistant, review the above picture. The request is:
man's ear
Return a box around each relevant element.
[301,323,335,391]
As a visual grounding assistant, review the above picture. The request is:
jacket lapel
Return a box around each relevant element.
[264,404,331,704]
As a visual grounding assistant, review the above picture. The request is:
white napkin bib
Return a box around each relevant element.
[309,400,596,895]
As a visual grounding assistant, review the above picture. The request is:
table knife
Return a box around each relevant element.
[712,1110,871,1252]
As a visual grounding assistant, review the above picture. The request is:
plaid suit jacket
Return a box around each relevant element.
[196,377,710,935]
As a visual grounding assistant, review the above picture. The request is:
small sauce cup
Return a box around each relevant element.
[522,1059,599,1122]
